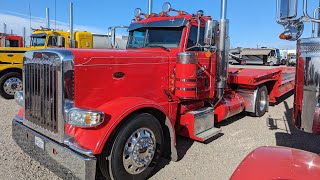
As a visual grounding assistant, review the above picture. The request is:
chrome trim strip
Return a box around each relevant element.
[176,87,197,91]
[15,115,23,122]
[64,137,95,158]
[222,98,231,119]
[176,78,197,82]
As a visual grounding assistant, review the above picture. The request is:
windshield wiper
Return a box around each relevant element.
[145,44,171,52]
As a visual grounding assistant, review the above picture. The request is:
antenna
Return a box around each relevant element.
[55,0,57,30]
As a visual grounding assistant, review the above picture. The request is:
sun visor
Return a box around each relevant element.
[30,33,47,37]
[128,18,189,31]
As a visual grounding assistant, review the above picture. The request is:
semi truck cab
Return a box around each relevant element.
[12,1,295,180]
[0,33,23,47]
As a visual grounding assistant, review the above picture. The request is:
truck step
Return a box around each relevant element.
[195,127,222,142]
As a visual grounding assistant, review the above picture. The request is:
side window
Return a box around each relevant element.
[187,26,205,51]
[48,36,65,47]
[127,30,146,48]
[9,40,19,47]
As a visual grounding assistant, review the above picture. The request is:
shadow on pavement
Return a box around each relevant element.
[270,100,320,153]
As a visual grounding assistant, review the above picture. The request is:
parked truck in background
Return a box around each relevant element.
[240,48,281,66]
[280,49,288,64]
[11,1,296,180]
[0,33,24,47]
[231,0,320,179]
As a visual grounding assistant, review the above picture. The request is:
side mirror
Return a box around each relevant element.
[281,20,304,41]
[204,20,218,46]
[280,0,298,20]
[57,36,64,47]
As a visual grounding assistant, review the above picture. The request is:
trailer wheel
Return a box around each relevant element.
[0,72,22,99]
[99,113,163,180]
[251,85,268,117]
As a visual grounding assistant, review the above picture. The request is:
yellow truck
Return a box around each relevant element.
[0,28,95,99]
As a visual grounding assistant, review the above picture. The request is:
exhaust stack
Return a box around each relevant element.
[23,27,26,47]
[46,8,50,29]
[148,0,153,15]
[69,2,74,48]
[3,23,7,34]
[216,0,229,97]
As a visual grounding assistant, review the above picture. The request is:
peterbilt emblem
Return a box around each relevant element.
[113,72,125,79]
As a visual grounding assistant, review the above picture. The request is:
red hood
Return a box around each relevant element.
[231,146,320,180]
[69,48,172,65]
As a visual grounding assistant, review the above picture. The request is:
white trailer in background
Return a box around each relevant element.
[92,34,128,49]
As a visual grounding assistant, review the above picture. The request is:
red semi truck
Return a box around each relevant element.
[12,1,295,180]
[0,33,23,47]
[231,0,320,179]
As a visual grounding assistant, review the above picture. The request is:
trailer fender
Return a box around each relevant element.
[93,97,177,161]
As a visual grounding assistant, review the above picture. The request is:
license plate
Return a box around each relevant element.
[35,136,45,150]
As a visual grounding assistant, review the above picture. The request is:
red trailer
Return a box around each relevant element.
[0,33,23,47]
[12,1,295,180]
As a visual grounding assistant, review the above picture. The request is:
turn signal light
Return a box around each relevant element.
[279,33,286,40]
[178,10,184,15]
[159,12,164,17]
[279,32,292,40]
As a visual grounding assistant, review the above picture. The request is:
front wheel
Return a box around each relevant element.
[99,113,163,180]
[0,72,22,99]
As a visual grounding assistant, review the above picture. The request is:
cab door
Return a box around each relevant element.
[186,25,215,99]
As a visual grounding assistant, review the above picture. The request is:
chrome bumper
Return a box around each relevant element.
[12,118,97,180]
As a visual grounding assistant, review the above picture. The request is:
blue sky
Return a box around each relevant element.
[0,0,318,49]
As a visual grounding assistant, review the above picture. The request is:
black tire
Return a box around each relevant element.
[98,113,163,180]
[0,72,22,99]
[251,85,268,117]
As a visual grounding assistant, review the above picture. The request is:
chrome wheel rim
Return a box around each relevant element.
[123,128,156,175]
[3,77,22,96]
[259,90,267,112]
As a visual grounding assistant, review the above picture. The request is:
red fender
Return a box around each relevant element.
[65,97,177,159]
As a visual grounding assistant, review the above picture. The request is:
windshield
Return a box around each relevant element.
[5,39,19,47]
[127,27,183,49]
[31,36,46,46]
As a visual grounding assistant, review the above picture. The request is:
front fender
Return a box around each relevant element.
[66,97,176,157]
[0,64,22,72]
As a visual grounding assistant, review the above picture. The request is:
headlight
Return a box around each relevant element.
[14,91,24,106]
[67,108,104,127]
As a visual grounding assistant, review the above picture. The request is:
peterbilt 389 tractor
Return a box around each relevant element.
[12,1,296,180]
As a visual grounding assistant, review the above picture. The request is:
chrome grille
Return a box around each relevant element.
[23,49,74,143]
[24,60,58,133]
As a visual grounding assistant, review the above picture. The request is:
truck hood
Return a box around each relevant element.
[70,48,171,65]
[231,146,320,180]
